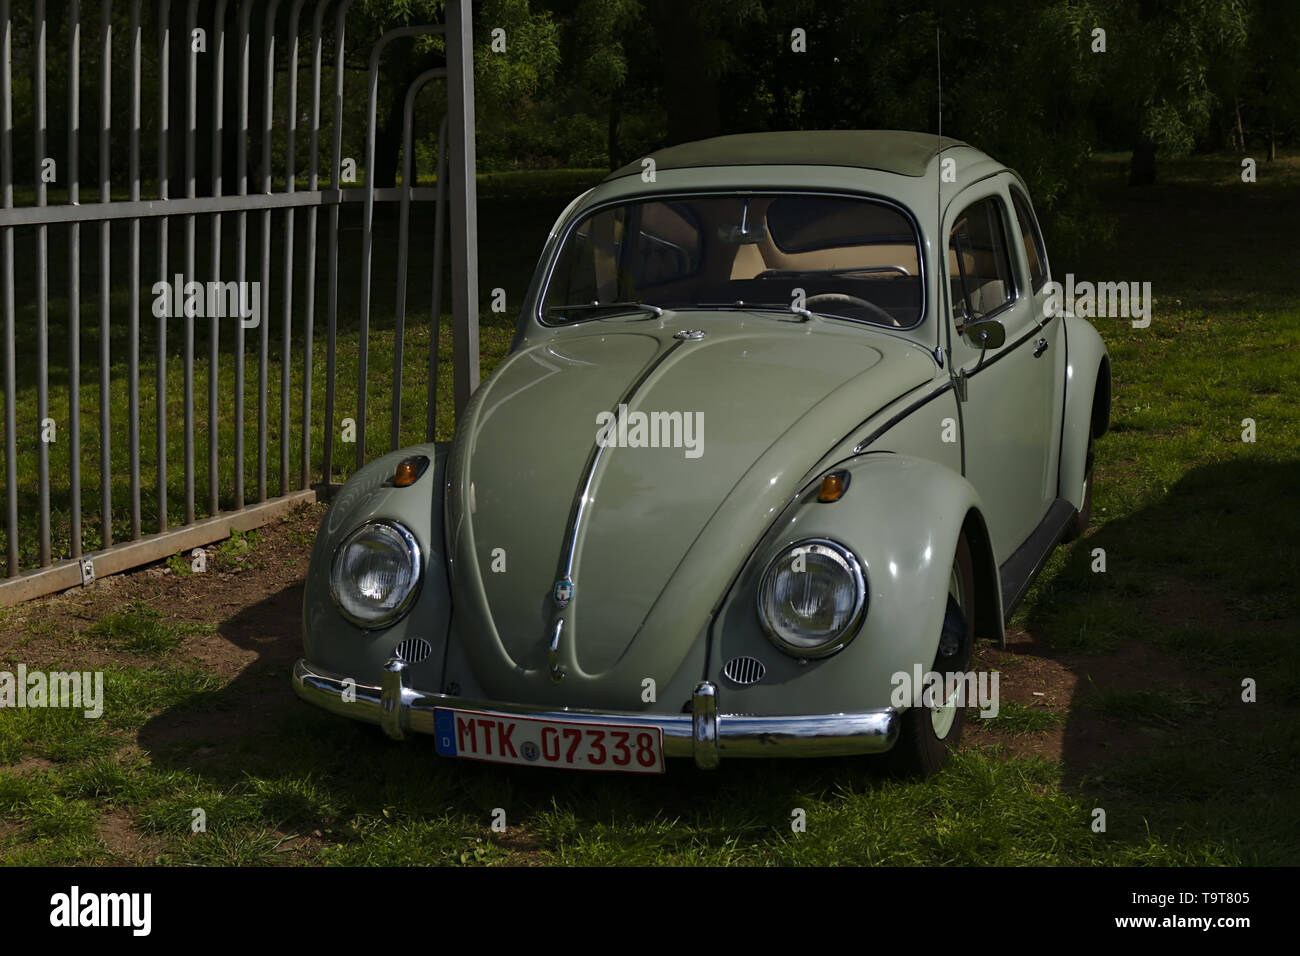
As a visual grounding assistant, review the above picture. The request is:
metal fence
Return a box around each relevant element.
[0,0,479,604]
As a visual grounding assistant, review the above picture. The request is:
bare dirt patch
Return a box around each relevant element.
[95,808,165,864]
[8,756,56,776]
[965,626,1220,773]
[0,502,325,676]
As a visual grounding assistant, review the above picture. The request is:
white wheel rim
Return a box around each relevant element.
[931,563,965,739]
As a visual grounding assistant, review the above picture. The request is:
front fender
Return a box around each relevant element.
[708,452,1001,716]
[1060,314,1110,511]
[301,443,452,692]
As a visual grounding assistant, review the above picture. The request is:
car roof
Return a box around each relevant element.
[603,130,980,181]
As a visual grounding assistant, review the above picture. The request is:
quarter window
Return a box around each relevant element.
[1010,189,1048,292]
[948,197,1015,325]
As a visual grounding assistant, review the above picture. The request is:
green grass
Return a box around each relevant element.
[86,602,208,655]
[981,700,1067,735]
[1,154,1298,866]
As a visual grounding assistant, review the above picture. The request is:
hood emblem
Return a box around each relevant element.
[674,329,706,341]
[553,578,574,608]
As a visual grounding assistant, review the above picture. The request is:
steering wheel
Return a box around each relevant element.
[804,293,896,325]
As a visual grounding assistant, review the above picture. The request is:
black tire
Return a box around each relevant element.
[884,534,976,778]
[1062,428,1095,542]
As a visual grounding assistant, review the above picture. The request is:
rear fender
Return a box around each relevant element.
[1060,314,1110,511]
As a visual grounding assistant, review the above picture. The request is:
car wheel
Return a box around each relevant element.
[884,534,975,778]
[1062,427,1095,542]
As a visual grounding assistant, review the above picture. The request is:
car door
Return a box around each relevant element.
[944,180,1055,564]
[1006,182,1066,509]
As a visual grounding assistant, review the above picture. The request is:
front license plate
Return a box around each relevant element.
[433,708,665,774]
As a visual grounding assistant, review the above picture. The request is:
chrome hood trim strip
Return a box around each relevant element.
[546,334,690,681]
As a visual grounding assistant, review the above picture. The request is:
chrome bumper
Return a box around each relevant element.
[293,658,898,770]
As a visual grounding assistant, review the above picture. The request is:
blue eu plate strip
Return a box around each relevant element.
[434,708,457,756]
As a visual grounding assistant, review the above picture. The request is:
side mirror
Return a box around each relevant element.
[963,317,1006,350]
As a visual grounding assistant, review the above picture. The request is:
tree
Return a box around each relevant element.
[1239,0,1300,160]
[1089,0,1249,185]
[565,0,643,169]
[341,0,558,187]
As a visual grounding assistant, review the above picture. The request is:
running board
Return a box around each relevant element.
[999,498,1077,621]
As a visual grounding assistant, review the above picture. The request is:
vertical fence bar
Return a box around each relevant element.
[258,1,284,503]
[393,70,444,451]
[392,91,412,451]
[302,0,329,489]
[359,25,441,469]
[183,0,199,525]
[155,0,169,533]
[128,0,141,539]
[209,0,228,516]
[426,114,447,443]
[282,0,308,498]
[447,0,480,417]
[68,0,82,559]
[35,0,51,567]
[234,0,253,510]
[323,0,352,484]
[98,1,112,548]
[1,0,15,574]
[357,40,378,470]
[126,0,140,538]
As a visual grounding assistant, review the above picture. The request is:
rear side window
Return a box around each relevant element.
[1010,189,1048,291]
[948,196,1015,323]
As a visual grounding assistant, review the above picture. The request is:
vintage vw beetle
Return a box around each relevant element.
[294,130,1110,776]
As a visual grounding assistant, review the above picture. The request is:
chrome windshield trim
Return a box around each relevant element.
[534,188,928,334]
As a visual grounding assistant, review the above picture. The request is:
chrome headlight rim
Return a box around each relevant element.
[757,537,868,659]
[329,519,424,630]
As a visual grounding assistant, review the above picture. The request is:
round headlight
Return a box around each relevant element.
[330,520,423,628]
[757,538,867,657]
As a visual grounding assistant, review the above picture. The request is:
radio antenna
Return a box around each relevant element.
[936,26,945,365]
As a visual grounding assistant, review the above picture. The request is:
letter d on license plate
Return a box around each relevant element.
[434,708,665,774]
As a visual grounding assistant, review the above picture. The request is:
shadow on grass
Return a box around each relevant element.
[133,576,895,862]
[131,457,1300,863]
[1012,457,1300,861]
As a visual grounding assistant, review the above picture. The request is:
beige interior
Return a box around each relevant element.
[948,246,1009,318]
[584,197,921,307]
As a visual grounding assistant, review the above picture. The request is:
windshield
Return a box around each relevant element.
[540,193,924,328]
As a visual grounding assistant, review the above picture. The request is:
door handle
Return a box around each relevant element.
[1033,337,1049,357]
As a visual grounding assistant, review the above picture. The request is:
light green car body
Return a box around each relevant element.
[294,131,1111,770]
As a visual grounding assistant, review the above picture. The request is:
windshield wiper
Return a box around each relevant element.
[694,301,814,322]
[546,301,664,319]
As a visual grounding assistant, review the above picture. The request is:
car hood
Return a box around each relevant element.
[445,312,934,707]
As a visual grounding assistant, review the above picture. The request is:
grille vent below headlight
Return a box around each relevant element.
[394,638,433,664]
[723,656,766,686]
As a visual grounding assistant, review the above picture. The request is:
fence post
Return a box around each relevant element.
[446,0,479,418]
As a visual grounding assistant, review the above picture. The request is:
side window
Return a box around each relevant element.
[1010,189,1048,292]
[948,196,1015,325]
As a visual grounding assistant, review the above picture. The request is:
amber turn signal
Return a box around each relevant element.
[817,471,849,503]
[394,459,421,487]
